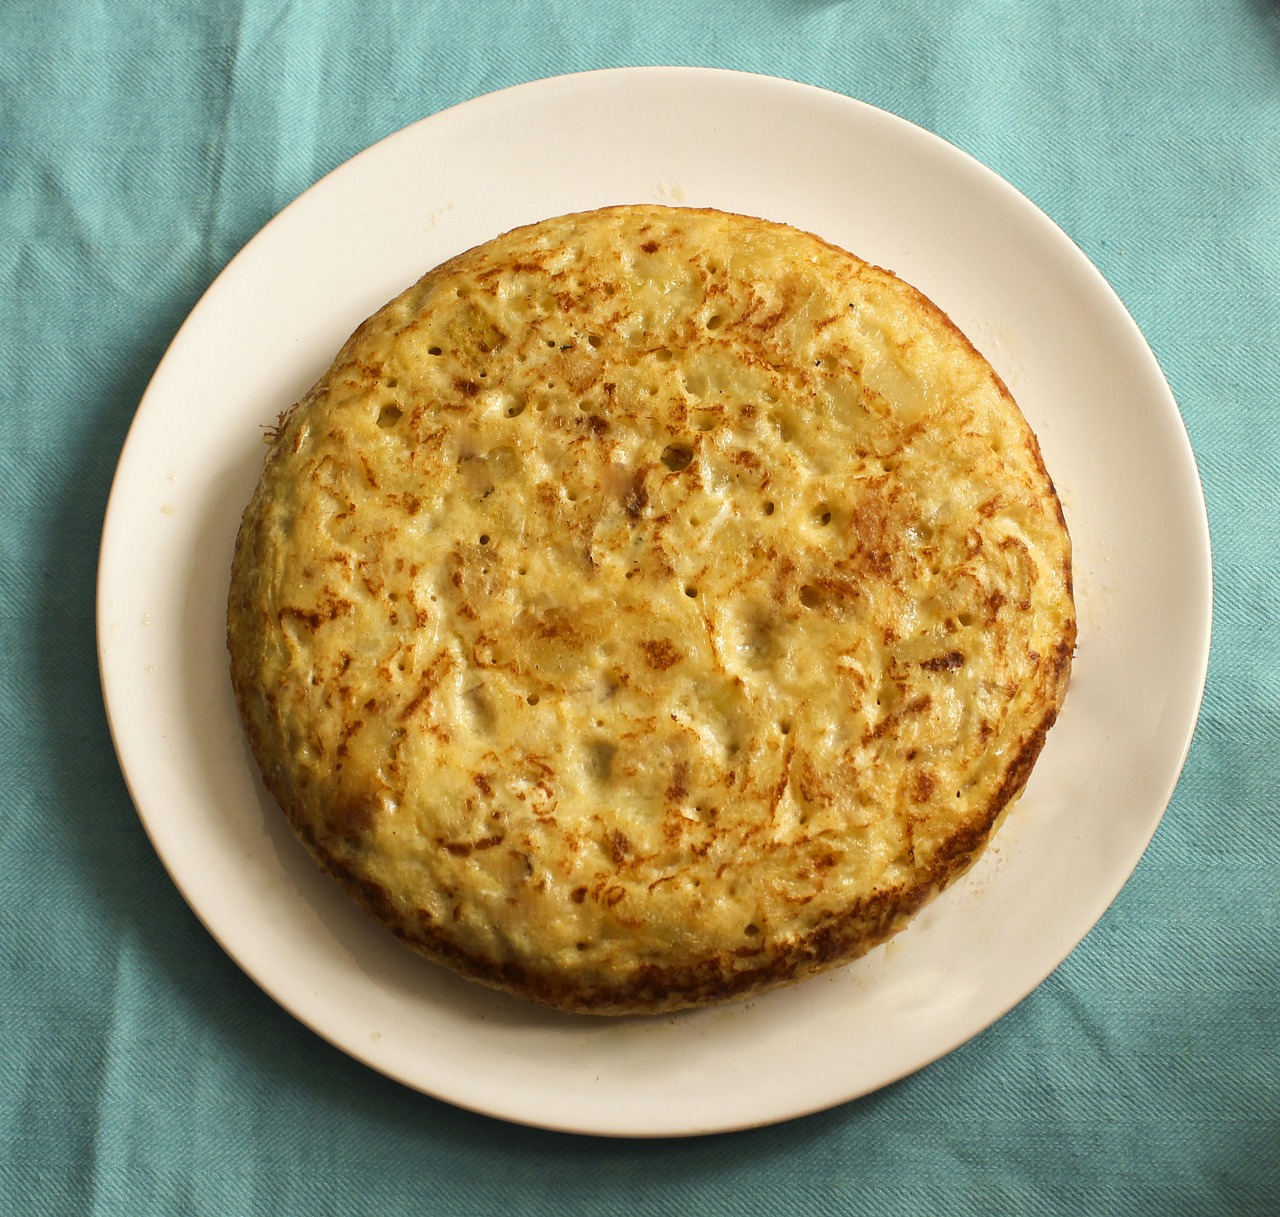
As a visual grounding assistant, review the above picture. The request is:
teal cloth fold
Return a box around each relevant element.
[2,0,1277,1212]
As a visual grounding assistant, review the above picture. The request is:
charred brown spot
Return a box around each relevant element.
[640,240,660,253]
[280,606,324,630]
[912,770,937,803]
[796,757,831,807]
[666,760,690,804]
[639,638,681,670]
[452,377,481,398]
[401,686,431,719]
[921,650,965,672]
[439,833,505,856]
[473,772,494,797]
[570,886,588,904]
[533,607,579,643]
[624,480,649,519]
[608,829,632,864]
[329,796,376,841]
[279,592,353,631]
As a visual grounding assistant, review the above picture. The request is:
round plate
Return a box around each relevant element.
[97,68,1211,1137]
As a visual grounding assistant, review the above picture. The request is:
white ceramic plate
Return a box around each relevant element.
[97,68,1211,1138]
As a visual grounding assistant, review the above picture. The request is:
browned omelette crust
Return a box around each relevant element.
[228,205,1075,1014]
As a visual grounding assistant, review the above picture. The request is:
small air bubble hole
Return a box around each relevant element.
[661,444,694,472]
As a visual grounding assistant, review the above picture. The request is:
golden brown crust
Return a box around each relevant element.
[228,205,1075,1014]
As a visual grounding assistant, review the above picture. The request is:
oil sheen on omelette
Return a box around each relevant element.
[227,205,1075,1014]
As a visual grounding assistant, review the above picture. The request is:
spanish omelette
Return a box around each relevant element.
[227,205,1075,1014]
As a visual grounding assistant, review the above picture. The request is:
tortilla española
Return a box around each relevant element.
[227,205,1075,1014]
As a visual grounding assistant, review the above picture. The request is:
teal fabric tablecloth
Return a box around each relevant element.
[3,1,1278,1212]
